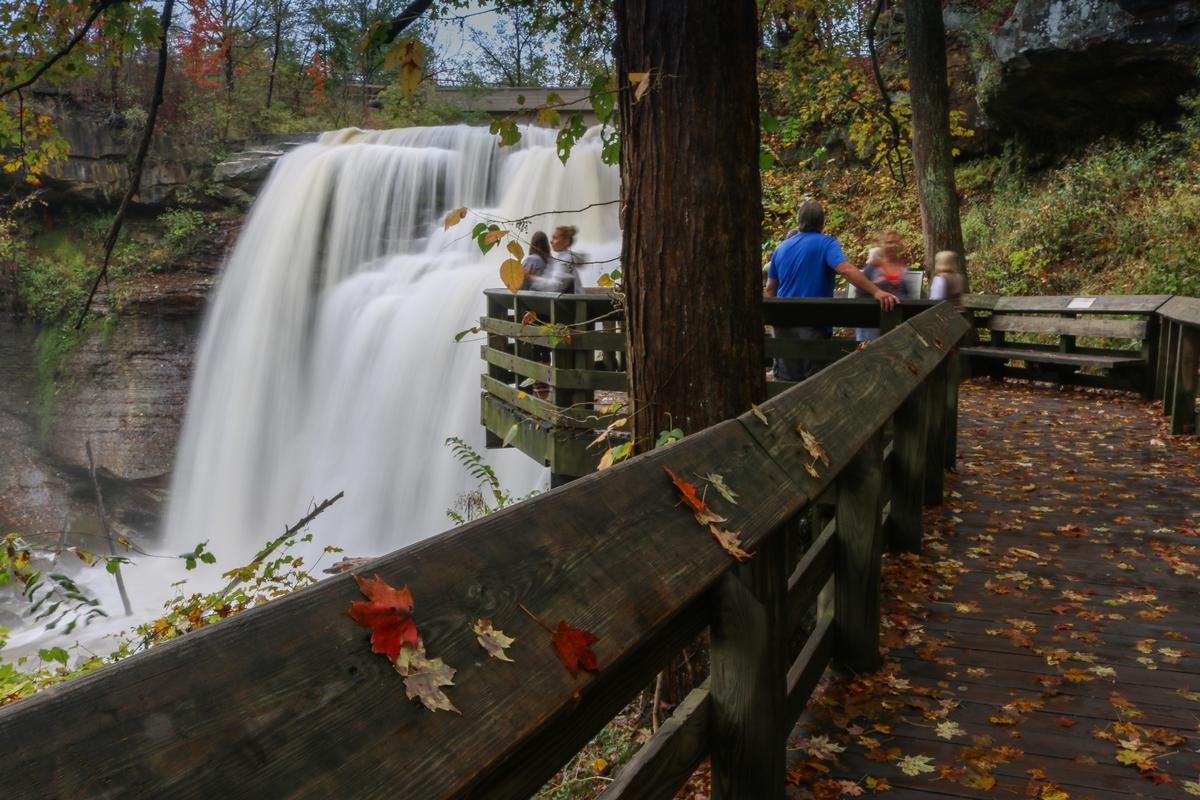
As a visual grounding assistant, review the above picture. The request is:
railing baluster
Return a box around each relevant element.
[833,435,885,674]
[890,383,929,554]
[709,531,787,800]
[924,360,948,505]
[1170,325,1199,435]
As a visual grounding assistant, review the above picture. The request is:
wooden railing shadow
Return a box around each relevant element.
[0,304,970,799]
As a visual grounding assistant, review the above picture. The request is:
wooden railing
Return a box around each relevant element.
[1156,295,1200,434]
[481,289,940,483]
[0,303,969,800]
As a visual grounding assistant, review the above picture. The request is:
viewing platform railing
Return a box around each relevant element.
[480,289,941,483]
[0,303,970,800]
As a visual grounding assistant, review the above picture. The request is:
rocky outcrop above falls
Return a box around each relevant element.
[24,92,316,209]
[982,0,1200,152]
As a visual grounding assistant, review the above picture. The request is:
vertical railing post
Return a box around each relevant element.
[1170,325,1199,435]
[1162,321,1179,418]
[710,531,787,800]
[833,435,884,674]
[890,383,929,554]
[1154,315,1169,401]
[1141,314,1159,400]
[943,348,960,471]
[923,360,948,506]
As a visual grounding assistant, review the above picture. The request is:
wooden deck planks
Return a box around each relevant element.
[788,380,1200,800]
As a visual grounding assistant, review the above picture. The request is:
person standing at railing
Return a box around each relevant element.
[548,225,583,293]
[929,250,966,309]
[765,199,900,381]
[856,232,912,342]
[521,231,554,291]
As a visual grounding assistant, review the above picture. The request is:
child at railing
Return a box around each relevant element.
[856,232,910,342]
[929,250,966,309]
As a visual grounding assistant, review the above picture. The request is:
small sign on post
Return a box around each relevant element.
[1067,297,1096,310]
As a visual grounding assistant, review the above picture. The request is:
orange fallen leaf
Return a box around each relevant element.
[552,620,600,677]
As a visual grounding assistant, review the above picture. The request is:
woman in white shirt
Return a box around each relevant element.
[521,231,553,290]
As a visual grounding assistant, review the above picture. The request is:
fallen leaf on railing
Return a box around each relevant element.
[552,620,600,677]
[701,472,739,505]
[751,403,770,426]
[664,466,726,525]
[394,640,460,714]
[709,524,753,562]
[518,602,600,678]
[796,422,830,466]
[472,619,515,662]
[344,574,419,660]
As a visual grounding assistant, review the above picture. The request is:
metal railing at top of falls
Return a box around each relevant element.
[0,302,971,800]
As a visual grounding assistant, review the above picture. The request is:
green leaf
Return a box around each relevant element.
[759,147,776,170]
[590,73,615,124]
[760,111,780,133]
[502,423,520,447]
[38,646,68,665]
[556,114,588,165]
[453,326,480,343]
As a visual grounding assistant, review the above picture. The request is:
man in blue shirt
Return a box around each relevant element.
[765,200,899,381]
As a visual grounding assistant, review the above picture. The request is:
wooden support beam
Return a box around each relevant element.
[890,382,929,554]
[709,532,788,800]
[944,347,960,470]
[598,682,710,800]
[833,435,885,674]
[923,361,948,506]
[1170,325,1198,435]
[1163,321,1179,419]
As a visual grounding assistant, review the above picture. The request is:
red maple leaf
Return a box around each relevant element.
[345,574,418,660]
[551,620,599,677]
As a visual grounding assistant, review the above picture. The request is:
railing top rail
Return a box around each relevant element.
[963,294,1174,314]
[1158,295,1200,327]
[0,304,969,800]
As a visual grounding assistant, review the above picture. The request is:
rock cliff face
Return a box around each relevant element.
[0,222,235,537]
[982,0,1200,151]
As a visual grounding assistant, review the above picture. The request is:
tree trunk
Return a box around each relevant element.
[617,0,765,453]
[904,0,965,276]
[266,14,282,109]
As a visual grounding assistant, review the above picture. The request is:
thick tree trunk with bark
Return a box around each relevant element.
[904,0,966,275]
[616,0,765,452]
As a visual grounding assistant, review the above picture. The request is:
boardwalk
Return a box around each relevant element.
[790,380,1200,799]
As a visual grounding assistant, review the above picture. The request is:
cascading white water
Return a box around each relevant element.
[0,125,620,660]
[163,124,621,565]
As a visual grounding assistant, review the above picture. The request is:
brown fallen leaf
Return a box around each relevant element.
[750,403,769,426]
[796,422,830,466]
[472,619,515,662]
[393,640,460,714]
[709,524,754,562]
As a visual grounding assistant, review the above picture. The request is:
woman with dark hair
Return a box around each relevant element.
[521,230,552,290]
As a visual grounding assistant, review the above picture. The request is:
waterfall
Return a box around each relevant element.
[164,124,621,565]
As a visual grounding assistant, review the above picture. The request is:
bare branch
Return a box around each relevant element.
[76,0,175,329]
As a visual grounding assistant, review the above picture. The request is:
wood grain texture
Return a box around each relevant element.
[709,533,788,800]
[598,683,710,800]
[833,437,885,674]
[959,346,1143,368]
[786,617,834,725]
[923,360,948,506]
[1156,295,1200,326]
[1169,325,1198,435]
[483,346,627,390]
[988,295,1172,314]
[890,383,929,554]
[985,314,1147,339]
